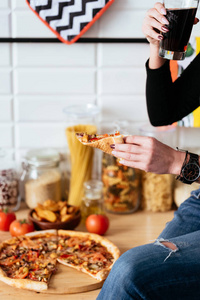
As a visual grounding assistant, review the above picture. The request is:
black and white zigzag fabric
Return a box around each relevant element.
[26,0,115,44]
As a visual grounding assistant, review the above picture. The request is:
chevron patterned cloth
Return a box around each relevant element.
[26,0,115,44]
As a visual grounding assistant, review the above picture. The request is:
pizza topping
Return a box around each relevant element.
[76,131,121,143]
[14,266,29,279]
[0,256,21,266]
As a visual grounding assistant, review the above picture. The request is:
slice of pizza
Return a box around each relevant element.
[57,230,120,281]
[0,230,58,292]
[76,131,124,155]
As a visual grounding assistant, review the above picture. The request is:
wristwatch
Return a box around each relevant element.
[176,148,200,184]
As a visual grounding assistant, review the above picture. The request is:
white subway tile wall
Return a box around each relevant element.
[0,0,200,162]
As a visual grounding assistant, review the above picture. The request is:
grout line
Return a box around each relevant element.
[96,43,102,112]
[10,0,18,160]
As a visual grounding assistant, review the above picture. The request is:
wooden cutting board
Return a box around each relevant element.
[0,263,104,295]
[40,263,104,294]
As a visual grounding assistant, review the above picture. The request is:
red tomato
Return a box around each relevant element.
[0,209,16,231]
[9,219,35,237]
[85,214,109,235]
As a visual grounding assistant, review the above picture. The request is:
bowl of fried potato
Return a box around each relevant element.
[28,199,81,230]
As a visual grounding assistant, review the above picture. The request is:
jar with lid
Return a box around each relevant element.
[63,103,101,207]
[0,149,20,211]
[81,180,104,223]
[139,123,176,212]
[20,148,63,209]
[101,121,141,214]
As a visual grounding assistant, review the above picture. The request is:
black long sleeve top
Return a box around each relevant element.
[145,53,200,126]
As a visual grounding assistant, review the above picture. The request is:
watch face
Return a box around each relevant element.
[182,163,200,182]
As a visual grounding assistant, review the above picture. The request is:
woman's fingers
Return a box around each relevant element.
[142,2,169,42]
[154,2,166,16]
[123,135,149,145]
[112,150,141,162]
[148,7,168,25]
[118,159,148,172]
[113,143,142,155]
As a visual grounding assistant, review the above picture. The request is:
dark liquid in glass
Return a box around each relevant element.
[160,7,197,52]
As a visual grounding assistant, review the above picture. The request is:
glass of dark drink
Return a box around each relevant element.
[159,0,199,60]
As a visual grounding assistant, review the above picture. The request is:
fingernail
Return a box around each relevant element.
[161,26,169,32]
[161,8,166,15]
[158,35,163,40]
[162,17,169,25]
[110,144,115,149]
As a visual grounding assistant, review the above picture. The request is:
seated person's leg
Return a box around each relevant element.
[158,187,200,240]
[97,230,200,300]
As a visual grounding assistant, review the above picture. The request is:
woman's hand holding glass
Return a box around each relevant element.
[142,2,169,45]
[142,2,199,46]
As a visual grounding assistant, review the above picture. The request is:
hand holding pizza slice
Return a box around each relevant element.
[76,131,124,155]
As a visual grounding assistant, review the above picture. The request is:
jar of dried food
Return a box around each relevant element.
[141,172,174,212]
[63,103,101,207]
[21,148,62,209]
[139,123,176,212]
[81,180,104,223]
[0,149,20,211]
[102,154,141,214]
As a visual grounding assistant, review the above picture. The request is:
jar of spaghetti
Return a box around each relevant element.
[21,148,62,209]
[102,154,141,214]
[63,103,101,207]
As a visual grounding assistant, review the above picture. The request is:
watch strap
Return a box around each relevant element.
[176,148,188,182]
[176,148,200,184]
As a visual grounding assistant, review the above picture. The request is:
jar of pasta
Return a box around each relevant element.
[20,148,63,209]
[63,103,101,207]
[102,154,141,214]
[141,172,174,212]
[139,123,176,212]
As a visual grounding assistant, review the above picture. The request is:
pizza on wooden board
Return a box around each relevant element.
[76,131,124,155]
[0,230,120,292]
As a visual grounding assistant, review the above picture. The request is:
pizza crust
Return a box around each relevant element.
[77,135,124,155]
[25,229,57,237]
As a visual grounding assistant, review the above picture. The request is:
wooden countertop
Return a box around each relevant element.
[0,204,175,300]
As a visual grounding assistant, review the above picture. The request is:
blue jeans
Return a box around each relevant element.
[97,187,200,300]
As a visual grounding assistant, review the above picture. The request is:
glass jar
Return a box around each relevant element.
[0,149,20,211]
[20,148,62,209]
[102,154,141,214]
[141,171,174,212]
[139,123,176,212]
[100,120,141,214]
[81,180,104,223]
[63,103,101,207]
